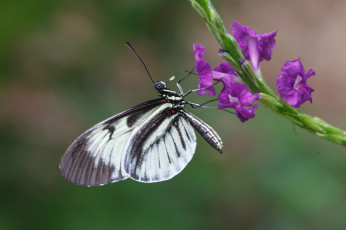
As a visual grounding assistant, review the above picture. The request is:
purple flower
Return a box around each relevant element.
[231,21,277,71]
[218,80,260,122]
[212,60,260,122]
[212,61,238,81]
[193,45,239,96]
[276,58,315,108]
[193,43,260,122]
[193,44,215,96]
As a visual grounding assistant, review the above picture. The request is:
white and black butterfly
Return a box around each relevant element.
[59,43,224,186]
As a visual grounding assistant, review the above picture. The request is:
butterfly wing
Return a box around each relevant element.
[59,98,168,186]
[60,98,222,185]
[124,109,197,182]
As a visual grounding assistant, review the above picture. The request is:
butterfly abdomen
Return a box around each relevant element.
[183,111,223,153]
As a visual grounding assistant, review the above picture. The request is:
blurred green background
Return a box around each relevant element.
[1,0,346,229]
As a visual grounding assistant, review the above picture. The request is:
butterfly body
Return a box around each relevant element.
[60,80,223,186]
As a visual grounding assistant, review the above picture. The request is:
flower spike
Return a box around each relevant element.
[190,0,346,146]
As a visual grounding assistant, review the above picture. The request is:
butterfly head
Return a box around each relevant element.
[155,81,166,91]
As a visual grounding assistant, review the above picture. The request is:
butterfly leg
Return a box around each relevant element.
[183,81,220,97]
[186,101,235,115]
[188,99,218,107]
[175,67,196,94]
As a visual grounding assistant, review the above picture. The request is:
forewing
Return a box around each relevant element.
[59,98,166,186]
[125,110,197,182]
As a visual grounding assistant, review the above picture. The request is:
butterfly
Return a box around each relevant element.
[59,43,223,186]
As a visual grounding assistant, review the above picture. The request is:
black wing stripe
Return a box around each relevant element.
[95,141,114,185]
[174,120,186,151]
[169,131,181,158]
[67,151,83,183]
[142,148,150,181]
[105,140,116,184]
[172,118,191,154]
[103,98,166,126]
[163,136,172,162]
[127,107,154,128]
[89,134,110,185]
[79,131,108,185]
[182,124,192,142]
[166,139,172,164]
[96,159,104,185]
[125,109,173,171]
[76,145,95,185]
[104,140,119,184]
[131,111,169,169]
[69,131,102,184]
[67,140,89,182]
[157,144,161,169]
[64,138,89,179]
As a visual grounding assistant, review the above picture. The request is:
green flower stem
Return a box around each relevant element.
[190,0,346,146]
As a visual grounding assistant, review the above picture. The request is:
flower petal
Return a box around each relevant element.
[305,68,315,79]
[214,61,234,74]
[193,44,205,62]
[257,31,277,61]
[276,58,315,108]
[193,44,216,96]
[231,21,277,71]
[212,61,237,82]
[236,104,258,122]
[218,80,259,122]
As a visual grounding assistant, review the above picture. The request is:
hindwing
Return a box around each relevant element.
[124,109,197,182]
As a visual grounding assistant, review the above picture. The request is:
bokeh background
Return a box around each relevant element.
[1,0,346,229]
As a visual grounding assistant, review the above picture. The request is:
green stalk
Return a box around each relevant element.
[189,0,346,146]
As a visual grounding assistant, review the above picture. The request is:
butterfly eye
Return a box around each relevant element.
[155,81,166,91]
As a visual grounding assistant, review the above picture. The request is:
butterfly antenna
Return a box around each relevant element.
[125,42,155,84]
